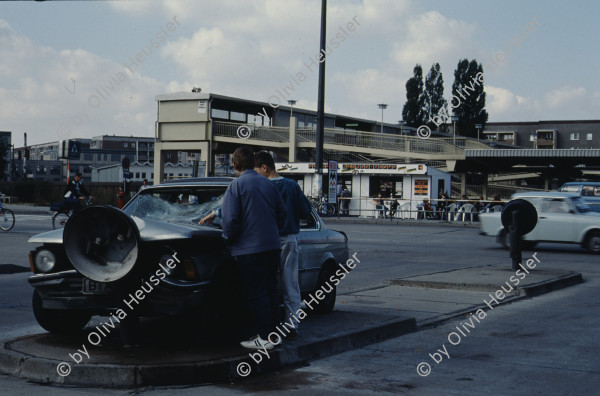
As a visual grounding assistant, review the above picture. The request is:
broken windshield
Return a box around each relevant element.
[123,186,227,226]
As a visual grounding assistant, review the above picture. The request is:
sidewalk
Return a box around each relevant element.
[0,263,582,387]
[3,203,51,215]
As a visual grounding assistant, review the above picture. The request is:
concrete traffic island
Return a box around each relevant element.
[0,260,582,387]
[0,309,416,387]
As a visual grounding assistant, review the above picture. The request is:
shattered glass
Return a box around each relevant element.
[123,187,227,226]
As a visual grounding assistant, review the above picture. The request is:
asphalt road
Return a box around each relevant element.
[0,219,599,394]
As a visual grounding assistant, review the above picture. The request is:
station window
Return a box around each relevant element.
[570,133,579,140]
[211,108,229,119]
[587,133,593,140]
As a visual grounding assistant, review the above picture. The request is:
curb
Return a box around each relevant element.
[391,270,583,297]
[323,218,479,228]
[394,270,583,328]
[0,317,416,387]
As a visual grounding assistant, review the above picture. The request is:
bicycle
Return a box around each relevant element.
[309,196,337,217]
[51,197,95,230]
[0,195,15,231]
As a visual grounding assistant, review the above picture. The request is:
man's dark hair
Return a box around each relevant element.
[75,172,82,177]
[232,146,255,171]
[254,151,275,170]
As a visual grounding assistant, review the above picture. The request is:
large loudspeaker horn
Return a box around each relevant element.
[64,206,141,282]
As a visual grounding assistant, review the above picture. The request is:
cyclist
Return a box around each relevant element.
[63,172,94,212]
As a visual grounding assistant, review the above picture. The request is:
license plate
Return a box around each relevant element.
[82,279,109,294]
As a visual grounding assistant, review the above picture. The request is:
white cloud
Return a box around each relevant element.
[0,19,165,146]
[391,11,477,71]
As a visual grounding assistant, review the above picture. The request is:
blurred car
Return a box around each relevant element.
[28,177,349,334]
[558,182,600,211]
[479,192,600,253]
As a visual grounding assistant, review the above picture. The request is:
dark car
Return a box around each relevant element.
[28,177,349,334]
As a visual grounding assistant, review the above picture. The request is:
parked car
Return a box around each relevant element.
[558,182,600,211]
[479,192,600,253]
[28,177,349,334]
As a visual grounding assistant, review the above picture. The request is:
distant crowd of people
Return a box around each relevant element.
[371,191,505,220]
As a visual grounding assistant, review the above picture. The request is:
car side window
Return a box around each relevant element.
[582,186,594,196]
[541,198,570,214]
[300,210,318,230]
[595,187,600,197]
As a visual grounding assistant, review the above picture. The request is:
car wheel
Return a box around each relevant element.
[312,263,336,314]
[32,289,91,334]
[585,231,600,253]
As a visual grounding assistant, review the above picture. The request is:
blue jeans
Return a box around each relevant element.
[235,249,279,339]
[279,234,301,331]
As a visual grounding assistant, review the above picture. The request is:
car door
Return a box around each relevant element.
[297,210,326,292]
[535,197,575,242]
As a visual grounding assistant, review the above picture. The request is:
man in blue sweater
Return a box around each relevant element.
[220,147,286,350]
[254,151,312,339]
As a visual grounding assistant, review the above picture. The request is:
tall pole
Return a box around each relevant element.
[314,0,327,197]
[377,104,388,133]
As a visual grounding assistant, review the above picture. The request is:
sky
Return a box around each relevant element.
[1,0,598,147]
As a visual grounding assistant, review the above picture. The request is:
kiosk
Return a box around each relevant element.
[275,162,451,218]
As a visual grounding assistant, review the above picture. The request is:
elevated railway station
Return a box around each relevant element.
[154,91,600,197]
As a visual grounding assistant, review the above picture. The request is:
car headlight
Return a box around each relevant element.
[35,249,56,273]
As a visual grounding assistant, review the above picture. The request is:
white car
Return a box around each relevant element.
[479,192,600,253]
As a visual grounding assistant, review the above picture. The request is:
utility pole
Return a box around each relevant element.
[314,0,327,197]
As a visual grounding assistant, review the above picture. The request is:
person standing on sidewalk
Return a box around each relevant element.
[220,147,286,350]
[254,151,312,339]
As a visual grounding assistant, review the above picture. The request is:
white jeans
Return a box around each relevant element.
[279,234,301,330]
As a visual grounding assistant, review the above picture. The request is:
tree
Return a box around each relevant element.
[0,140,7,181]
[424,63,448,131]
[451,59,489,139]
[402,64,427,128]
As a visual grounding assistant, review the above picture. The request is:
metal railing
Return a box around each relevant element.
[333,197,505,222]
[212,121,492,158]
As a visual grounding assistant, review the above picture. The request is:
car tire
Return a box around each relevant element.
[32,289,91,334]
[585,231,600,253]
[312,263,337,314]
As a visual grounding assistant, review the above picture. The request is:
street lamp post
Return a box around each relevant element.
[451,115,459,145]
[475,123,482,141]
[377,104,388,134]
[287,99,297,119]
[399,120,406,135]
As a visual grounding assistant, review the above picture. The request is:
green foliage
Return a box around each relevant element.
[402,64,427,128]
[451,59,489,138]
[424,63,448,131]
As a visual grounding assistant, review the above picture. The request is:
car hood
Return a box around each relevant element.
[29,216,222,244]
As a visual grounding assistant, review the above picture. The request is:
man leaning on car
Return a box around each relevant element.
[220,146,287,350]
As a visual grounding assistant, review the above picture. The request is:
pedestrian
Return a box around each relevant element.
[340,185,351,216]
[139,179,149,192]
[254,151,312,339]
[117,186,126,209]
[219,147,286,350]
